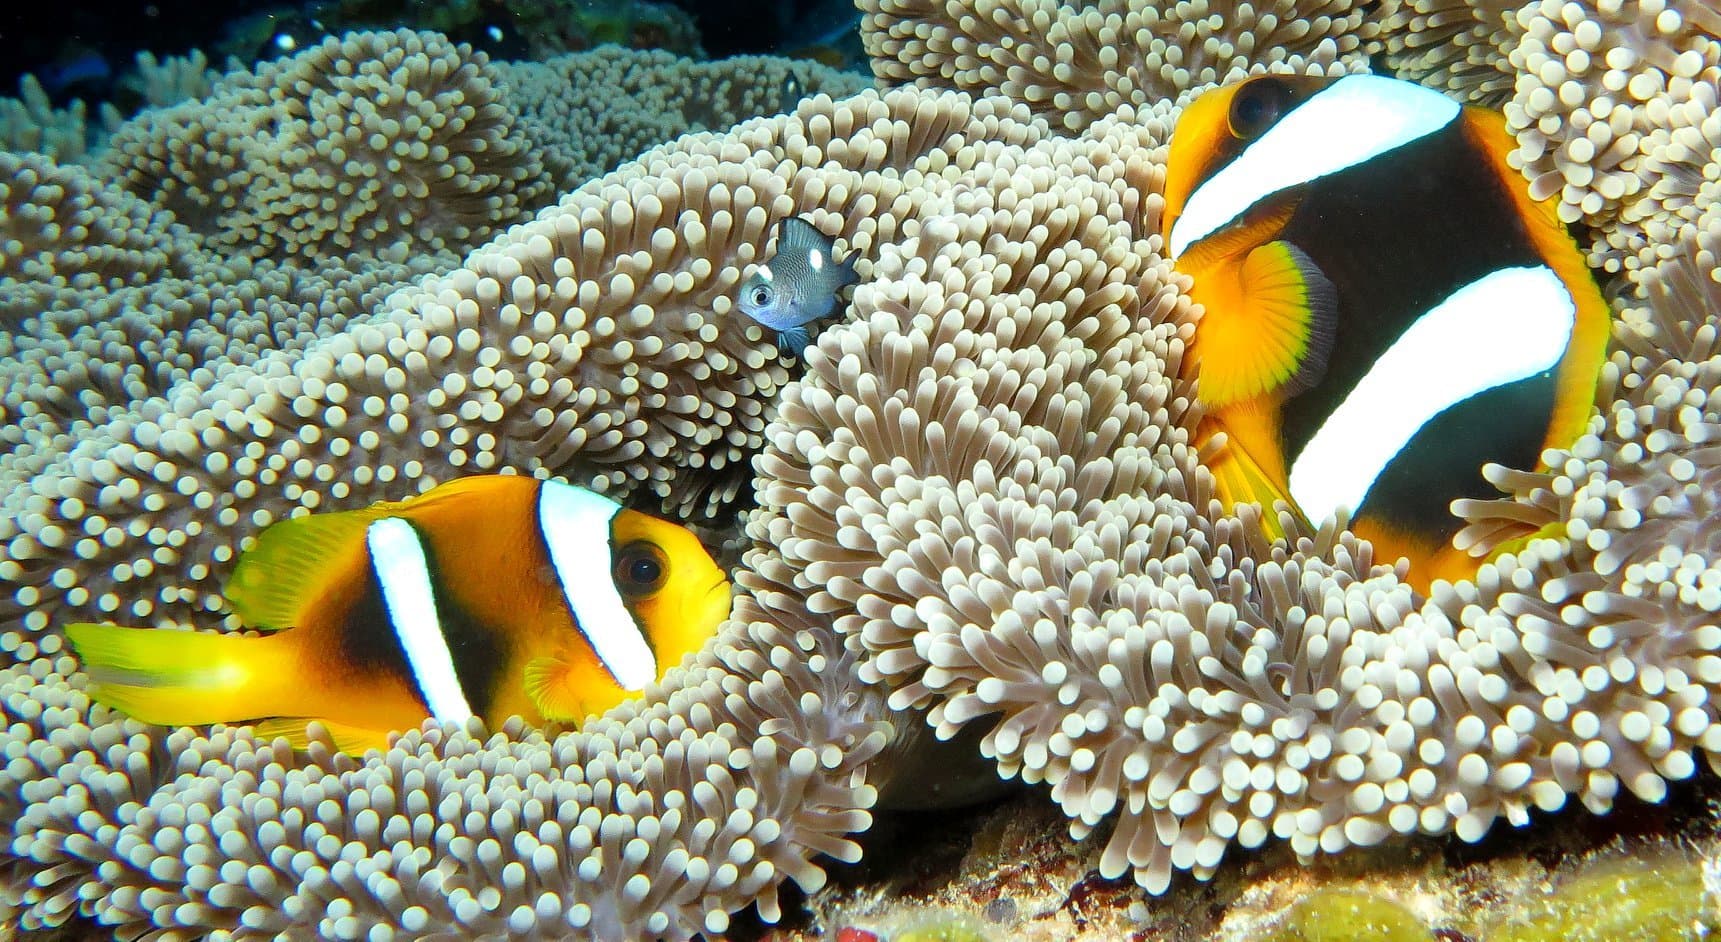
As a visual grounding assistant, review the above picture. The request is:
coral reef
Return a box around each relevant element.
[2,0,1721,939]
[790,786,1721,940]
[1267,889,1432,941]
[1482,847,1717,941]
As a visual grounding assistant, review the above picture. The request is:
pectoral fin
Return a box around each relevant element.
[524,656,588,722]
[777,325,812,358]
[1192,239,1337,406]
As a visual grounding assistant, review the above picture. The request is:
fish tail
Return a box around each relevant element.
[64,623,304,727]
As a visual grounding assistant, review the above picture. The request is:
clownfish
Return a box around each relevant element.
[1161,74,1611,592]
[66,475,732,753]
[737,216,859,357]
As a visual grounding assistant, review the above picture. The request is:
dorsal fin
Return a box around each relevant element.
[777,216,826,254]
[225,475,539,629]
[225,506,384,629]
[774,216,853,284]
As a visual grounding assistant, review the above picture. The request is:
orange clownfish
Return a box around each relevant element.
[1161,74,1611,592]
[67,475,732,753]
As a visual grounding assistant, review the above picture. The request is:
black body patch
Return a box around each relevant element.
[1273,118,1558,536]
[1358,369,1555,537]
[339,520,508,718]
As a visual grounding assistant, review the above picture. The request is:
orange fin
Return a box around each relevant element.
[1194,240,1336,406]
[1204,421,1306,543]
[252,717,392,755]
[64,622,297,727]
[524,656,590,722]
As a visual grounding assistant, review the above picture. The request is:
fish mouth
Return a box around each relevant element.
[700,576,735,624]
[709,576,733,603]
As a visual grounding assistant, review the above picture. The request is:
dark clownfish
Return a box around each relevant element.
[1161,73,1611,592]
[67,476,732,753]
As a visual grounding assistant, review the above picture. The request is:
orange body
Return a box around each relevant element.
[68,475,732,752]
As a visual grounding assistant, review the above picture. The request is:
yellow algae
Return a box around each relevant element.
[893,916,993,942]
[1270,888,1435,942]
[1485,853,1718,942]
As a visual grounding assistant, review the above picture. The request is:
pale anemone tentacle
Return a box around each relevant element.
[1369,0,1523,105]
[1502,0,1721,272]
[857,0,1374,126]
[3,0,1721,936]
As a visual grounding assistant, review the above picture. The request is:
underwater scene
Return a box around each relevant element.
[4,0,1721,939]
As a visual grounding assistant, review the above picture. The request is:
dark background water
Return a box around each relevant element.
[0,0,864,108]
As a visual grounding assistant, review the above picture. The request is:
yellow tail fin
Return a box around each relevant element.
[64,623,299,727]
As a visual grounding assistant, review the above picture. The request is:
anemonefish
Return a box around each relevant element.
[66,475,732,753]
[737,216,859,357]
[1161,74,1611,592]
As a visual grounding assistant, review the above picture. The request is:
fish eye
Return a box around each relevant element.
[613,542,668,597]
[750,285,773,306]
[1228,78,1291,141]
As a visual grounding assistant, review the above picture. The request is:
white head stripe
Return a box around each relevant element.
[536,481,658,690]
[365,517,474,723]
[1169,75,1461,259]
[757,264,774,283]
[1288,266,1576,525]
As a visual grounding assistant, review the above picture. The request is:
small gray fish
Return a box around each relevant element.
[736,216,859,357]
[780,70,804,113]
